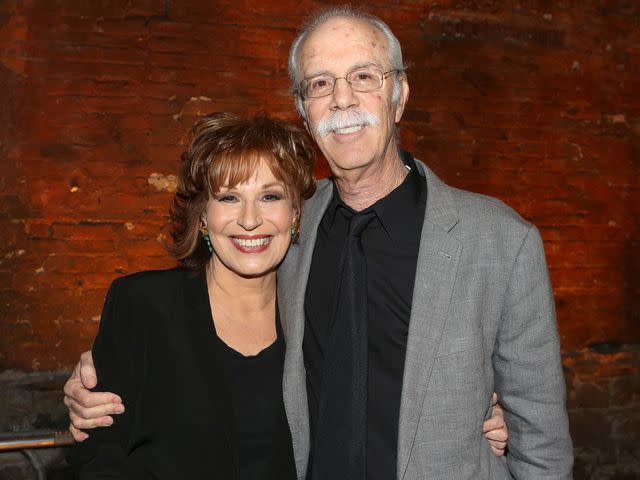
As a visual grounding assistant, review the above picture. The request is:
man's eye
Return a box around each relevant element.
[355,72,374,80]
[351,70,378,84]
[311,78,330,89]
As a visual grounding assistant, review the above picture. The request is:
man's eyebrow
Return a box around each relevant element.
[303,69,332,80]
[303,62,380,79]
[351,62,379,70]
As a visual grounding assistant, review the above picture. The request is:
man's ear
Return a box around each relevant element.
[394,76,410,123]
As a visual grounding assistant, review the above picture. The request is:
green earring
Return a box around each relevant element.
[203,233,212,253]
[199,221,213,253]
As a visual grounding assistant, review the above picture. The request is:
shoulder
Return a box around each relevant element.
[114,267,187,286]
[108,268,195,304]
[99,268,200,335]
[451,186,531,234]
[415,158,533,238]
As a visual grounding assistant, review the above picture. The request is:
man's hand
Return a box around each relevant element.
[483,393,508,456]
[63,350,124,442]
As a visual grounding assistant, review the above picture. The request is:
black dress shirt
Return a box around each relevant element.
[304,153,427,480]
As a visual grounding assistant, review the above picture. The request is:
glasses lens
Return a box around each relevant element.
[347,68,383,92]
[303,75,335,98]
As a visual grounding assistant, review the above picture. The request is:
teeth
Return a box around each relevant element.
[333,125,364,134]
[233,237,270,247]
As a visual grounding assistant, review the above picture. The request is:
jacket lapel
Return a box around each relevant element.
[397,162,462,479]
[181,270,238,475]
[278,179,334,479]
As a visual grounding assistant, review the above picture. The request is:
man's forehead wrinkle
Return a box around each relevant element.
[297,16,394,84]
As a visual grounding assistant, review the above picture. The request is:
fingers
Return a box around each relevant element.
[486,424,508,454]
[483,414,506,434]
[485,392,505,433]
[69,424,88,442]
[63,350,124,438]
[483,422,508,442]
[490,442,507,457]
[70,384,122,409]
[63,362,124,432]
[79,351,97,389]
[484,417,508,455]
[63,373,122,409]
[64,394,124,427]
[68,408,116,430]
[483,394,508,456]
[483,403,507,440]
[490,392,503,416]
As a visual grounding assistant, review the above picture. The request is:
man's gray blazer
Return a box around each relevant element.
[277,160,573,479]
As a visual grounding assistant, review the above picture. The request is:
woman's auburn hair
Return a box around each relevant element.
[168,112,317,270]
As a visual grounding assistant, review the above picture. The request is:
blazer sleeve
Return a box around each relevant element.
[68,277,145,479]
[493,226,573,479]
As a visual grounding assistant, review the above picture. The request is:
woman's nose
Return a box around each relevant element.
[237,202,262,230]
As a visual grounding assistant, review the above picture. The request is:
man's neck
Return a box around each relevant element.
[333,151,409,211]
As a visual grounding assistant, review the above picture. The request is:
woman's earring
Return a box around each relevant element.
[291,218,299,240]
[199,221,213,253]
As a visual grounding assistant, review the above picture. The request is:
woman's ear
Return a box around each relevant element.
[291,211,300,241]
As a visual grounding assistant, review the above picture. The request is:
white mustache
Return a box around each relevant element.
[314,109,379,137]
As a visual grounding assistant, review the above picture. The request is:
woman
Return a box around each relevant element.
[70,112,315,479]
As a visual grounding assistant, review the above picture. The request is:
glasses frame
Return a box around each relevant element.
[298,67,400,100]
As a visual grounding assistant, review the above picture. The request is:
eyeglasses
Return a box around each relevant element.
[298,67,399,99]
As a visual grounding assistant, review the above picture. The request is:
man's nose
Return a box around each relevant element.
[330,77,359,111]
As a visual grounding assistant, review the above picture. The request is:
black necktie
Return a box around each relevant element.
[311,209,376,480]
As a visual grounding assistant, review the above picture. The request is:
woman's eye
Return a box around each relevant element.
[216,195,236,203]
[263,193,282,201]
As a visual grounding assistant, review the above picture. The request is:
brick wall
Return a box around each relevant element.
[0,1,638,478]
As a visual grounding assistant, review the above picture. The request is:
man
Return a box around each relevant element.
[64,6,572,479]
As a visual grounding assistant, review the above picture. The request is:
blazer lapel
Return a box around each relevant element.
[278,179,334,478]
[180,270,238,474]
[397,163,462,479]
[176,270,239,478]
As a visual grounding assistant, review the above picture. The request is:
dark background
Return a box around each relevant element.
[0,1,638,478]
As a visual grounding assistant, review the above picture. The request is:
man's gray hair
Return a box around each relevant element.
[288,6,406,119]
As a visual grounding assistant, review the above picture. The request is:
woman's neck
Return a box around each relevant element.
[205,261,278,356]
[206,262,276,313]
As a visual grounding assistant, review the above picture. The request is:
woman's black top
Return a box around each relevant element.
[216,312,296,480]
[69,269,297,479]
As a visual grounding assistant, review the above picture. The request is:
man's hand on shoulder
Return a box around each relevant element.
[63,350,125,442]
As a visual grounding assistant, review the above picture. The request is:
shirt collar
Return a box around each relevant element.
[326,151,426,240]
